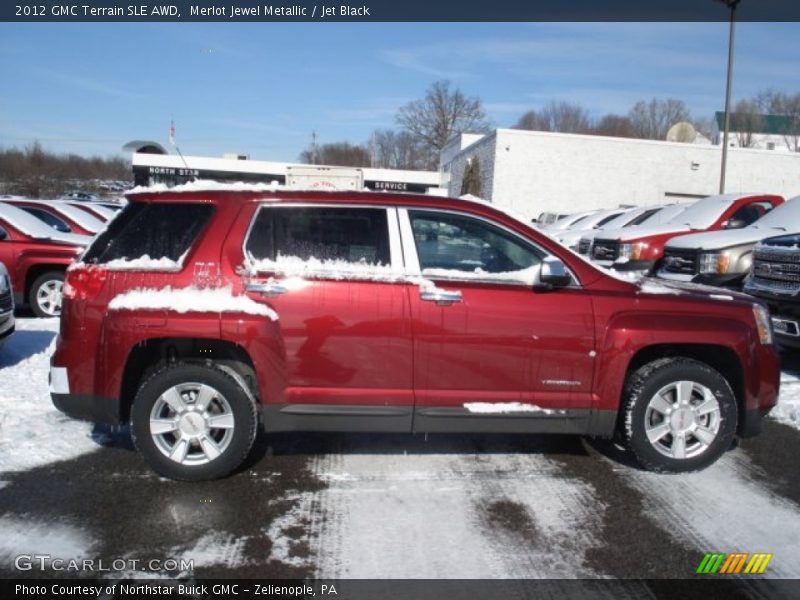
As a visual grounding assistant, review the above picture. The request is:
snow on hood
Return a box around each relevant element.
[557,228,593,247]
[596,222,691,242]
[0,203,92,246]
[108,285,279,320]
[666,226,785,250]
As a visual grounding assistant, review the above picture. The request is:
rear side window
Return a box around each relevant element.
[21,207,72,233]
[246,206,390,265]
[82,202,214,264]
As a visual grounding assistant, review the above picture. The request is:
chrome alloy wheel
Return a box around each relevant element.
[149,382,235,465]
[644,380,721,460]
[36,280,63,316]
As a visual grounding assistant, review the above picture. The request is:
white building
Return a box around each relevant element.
[124,141,443,194]
[441,129,800,222]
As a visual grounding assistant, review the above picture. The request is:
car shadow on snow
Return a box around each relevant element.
[0,329,56,368]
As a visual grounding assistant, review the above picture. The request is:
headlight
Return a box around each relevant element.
[619,242,647,261]
[699,252,731,274]
[752,304,773,345]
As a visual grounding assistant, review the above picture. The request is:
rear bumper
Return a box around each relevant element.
[49,365,121,424]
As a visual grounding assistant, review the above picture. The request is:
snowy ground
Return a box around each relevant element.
[1,316,799,584]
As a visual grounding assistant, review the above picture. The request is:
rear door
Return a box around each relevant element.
[241,204,414,431]
[400,208,596,432]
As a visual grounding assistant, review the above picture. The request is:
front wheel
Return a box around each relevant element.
[623,358,737,473]
[131,362,258,481]
[29,271,65,318]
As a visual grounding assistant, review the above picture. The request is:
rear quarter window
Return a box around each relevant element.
[82,202,214,264]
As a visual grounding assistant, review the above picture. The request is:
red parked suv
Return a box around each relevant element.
[0,203,91,317]
[50,185,780,480]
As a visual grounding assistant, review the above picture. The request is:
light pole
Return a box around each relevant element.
[718,0,741,194]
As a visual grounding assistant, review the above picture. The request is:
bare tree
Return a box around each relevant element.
[370,129,428,170]
[758,90,800,152]
[731,99,763,148]
[514,101,591,134]
[396,80,491,168]
[592,114,635,138]
[628,98,691,140]
[299,142,371,168]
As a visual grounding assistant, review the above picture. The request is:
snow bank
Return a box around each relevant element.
[173,531,250,569]
[0,517,95,563]
[773,372,800,431]
[266,493,316,568]
[463,402,558,415]
[246,254,405,282]
[0,318,100,473]
[108,285,279,320]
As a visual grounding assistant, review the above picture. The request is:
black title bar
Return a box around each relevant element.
[3,0,800,22]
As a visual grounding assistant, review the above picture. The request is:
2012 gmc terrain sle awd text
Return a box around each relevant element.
[50,184,780,480]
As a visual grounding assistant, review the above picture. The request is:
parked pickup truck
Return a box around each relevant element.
[50,184,779,480]
[658,196,800,288]
[590,193,784,278]
[0,203,91,317]
[744,233,800,348]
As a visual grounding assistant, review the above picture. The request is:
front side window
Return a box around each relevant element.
[0,224,8,240]
[409,210,545,282]
[246,206,392,273]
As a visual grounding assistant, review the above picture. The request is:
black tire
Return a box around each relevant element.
[131,362,258,481]
[622,357,737,473]
[29,271,65,318]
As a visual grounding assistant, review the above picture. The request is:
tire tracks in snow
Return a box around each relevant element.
[305,434,608,579]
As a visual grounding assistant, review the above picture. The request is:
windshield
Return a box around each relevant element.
[666,195,738,229]
[749,196,800,230]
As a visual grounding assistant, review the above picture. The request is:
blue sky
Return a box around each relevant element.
[1,22,798,161]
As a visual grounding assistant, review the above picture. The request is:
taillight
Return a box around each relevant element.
[63,265,108,300]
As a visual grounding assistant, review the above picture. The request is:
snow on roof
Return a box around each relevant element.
[128,179,284,195]
[108,285,278,320]
[0,202,91,245]
[666,193,769,230]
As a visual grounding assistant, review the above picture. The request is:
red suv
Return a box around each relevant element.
[50,186,780,480]
[0,203,90,317]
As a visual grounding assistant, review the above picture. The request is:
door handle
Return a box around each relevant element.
[245,281,288,297]
[420,287,462,306]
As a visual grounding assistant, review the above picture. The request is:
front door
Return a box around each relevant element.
[401,208,595,432]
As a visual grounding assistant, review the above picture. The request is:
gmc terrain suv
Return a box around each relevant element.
[590,193,784,278]
[51,185,780,480]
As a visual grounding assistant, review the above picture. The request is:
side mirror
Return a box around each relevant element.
[534,258,572,291]
[723,218,746,230]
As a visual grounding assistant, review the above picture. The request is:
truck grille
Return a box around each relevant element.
[662,248,698,275]
[591,240,618,261]
[577,239,591,255]
[751,246,800,292]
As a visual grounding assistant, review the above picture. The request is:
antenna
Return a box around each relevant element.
[169,116,191,172]
[310,130,319,164]
[666,122,698,144]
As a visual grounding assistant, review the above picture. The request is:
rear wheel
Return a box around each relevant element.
[29,271,64,318]
[623,358,737,473]
[131,362,258,481]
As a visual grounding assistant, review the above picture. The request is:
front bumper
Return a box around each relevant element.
[609,259,656,273]
[0,310,14,345]
[744,285,800,348]
[49,365,121,424]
